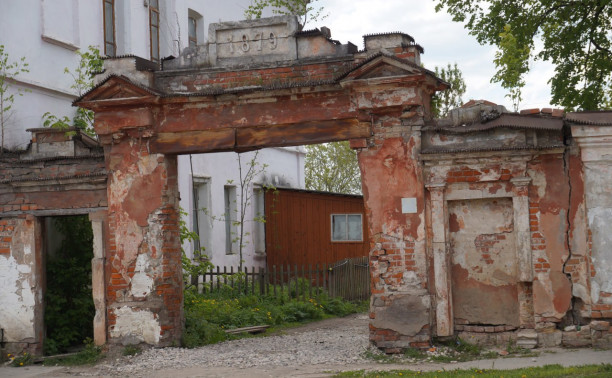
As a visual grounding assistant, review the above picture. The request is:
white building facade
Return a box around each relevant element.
[0,0,304,268]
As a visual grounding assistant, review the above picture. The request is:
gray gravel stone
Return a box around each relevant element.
[92,314,373,376]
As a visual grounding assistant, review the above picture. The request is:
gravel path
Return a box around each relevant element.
[92,313,372,376]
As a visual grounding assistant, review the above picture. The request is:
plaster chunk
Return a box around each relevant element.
[130,254,154,298]
[110,306,161,345]
[371,294,429,336]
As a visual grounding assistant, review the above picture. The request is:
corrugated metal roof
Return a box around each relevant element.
[424,114,564,134]
[565,111,612,126]
[421,143,565,155]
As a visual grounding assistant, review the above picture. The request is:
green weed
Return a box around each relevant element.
[43,338,104,366]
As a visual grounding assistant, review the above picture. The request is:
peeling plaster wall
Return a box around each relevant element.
[106,138,182,347]
[449,198,519,327]
[584,162,612,305]
[0,217,42,354]
[360,111,431,352]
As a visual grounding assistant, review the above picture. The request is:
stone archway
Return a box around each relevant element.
[76,16,446,349]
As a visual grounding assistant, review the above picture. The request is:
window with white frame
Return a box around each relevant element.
[331,214,363,241]
[224,185,237,254]
[192,177,212,258]
[103,0,116,56]
[149,0,160,62]
[187,9,204,49]
[252,186,265,254]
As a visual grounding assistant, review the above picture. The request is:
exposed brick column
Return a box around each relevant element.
[358,110,430,352]
[103,133,182,347]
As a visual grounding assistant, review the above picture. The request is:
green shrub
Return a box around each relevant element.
[183,276,365,347]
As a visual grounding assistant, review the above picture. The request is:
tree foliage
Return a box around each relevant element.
[305,141,361,195]
[435,0,612,110]
[0,45,29,154]
[492,24,531,112]
[244,0,327,28]
[431,62,467,117]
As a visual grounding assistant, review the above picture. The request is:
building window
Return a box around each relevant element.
[149,0,160,62]
[188,16,197,48]
[331,214,363,242]
[103,0,116,56]
[252,187,265,253]
[193,177,212,258]
[224,186,237,254]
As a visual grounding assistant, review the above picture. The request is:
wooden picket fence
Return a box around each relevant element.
[189,256,370,302]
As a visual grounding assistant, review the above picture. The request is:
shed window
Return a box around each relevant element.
[103,0,116,56]
[331,214,363,241]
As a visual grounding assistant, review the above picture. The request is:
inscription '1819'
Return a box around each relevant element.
[227,32,278,54]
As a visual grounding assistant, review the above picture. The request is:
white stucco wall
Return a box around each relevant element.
[178,147,306,269]
[1,0,300,276]
[0,0,272,150]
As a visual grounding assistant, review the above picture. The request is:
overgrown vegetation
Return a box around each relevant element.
[43,338,104,366]
[335,364,612,377]
[182,280,366,348]
[42,46,103,136]
[44,215,94,355]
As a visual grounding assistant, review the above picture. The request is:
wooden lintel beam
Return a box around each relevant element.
[151,129,236,155]
[236,119,370,149]
[150,119,371,155]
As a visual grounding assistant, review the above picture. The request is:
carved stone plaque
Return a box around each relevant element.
[208,16,299,67]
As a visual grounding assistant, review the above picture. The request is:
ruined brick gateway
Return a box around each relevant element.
[1,16,612,354]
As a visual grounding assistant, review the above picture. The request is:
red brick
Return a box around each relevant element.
[520,108,541,115]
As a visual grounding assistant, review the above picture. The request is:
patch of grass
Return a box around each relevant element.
[403,347,427,360]
[182,281,366,348]
[43,339,104,366]
[362,348,396,364]
[122,345,141,356]
[334,364,612,377]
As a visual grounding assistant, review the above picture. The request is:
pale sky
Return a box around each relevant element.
[310,0,555,111]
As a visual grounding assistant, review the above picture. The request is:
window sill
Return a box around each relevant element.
[41,34,79,51]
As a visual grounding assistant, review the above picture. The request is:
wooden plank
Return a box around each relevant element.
[152,129,235,155]
[236,119,370,150]
[224,325,270,335]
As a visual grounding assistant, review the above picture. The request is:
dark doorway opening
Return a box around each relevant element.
[43,215,94,355]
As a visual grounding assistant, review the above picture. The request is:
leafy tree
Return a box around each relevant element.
[491,24,531,112]
[244,0,327,28]
[431,62,467,117]
[43,46,103,136]
[305,141,361,195]
[0,45,29,154]
[435,0,612,110]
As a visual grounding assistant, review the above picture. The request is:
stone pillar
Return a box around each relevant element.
[89,210,107,346]
[104,134,182,347]
[511,177,533,283]
[426,184,453,336]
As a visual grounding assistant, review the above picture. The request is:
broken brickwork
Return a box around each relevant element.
[2,16,612,354]
[0,128,106,354]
